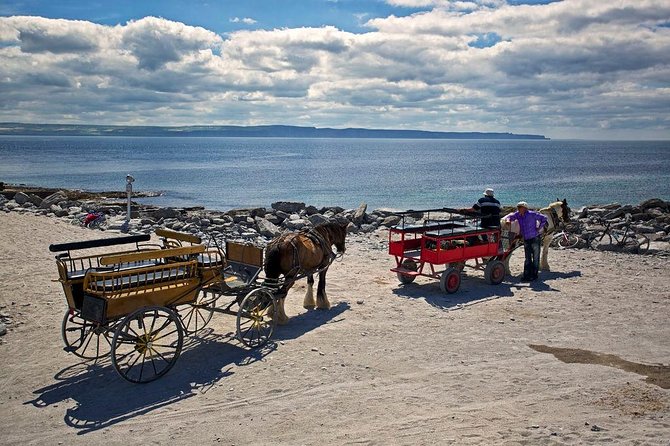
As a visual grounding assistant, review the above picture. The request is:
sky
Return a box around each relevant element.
[0,0,669,140]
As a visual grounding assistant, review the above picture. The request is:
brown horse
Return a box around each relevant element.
[264,221,347,324]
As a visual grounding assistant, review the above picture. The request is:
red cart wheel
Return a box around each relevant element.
[440,267,461,294]
[484,260,506,285]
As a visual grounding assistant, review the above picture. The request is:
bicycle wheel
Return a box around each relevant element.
[557,233,579,249]
[623,233,650,254]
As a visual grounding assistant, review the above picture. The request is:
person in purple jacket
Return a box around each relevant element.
[504,201,548,281]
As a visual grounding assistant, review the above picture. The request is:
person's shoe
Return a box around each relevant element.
[521,276,531,282]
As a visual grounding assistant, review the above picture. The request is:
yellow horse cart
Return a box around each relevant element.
[50,229,277,383]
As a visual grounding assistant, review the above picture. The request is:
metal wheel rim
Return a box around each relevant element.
[61,309,112,360]
[237,289,277,348]
[491,262,505,283]
[111,306,183,383]
[177,289,217,335]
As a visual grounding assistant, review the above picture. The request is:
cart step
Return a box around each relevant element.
[390,268,421,276]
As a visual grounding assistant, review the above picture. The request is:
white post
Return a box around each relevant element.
[123,174,134,232]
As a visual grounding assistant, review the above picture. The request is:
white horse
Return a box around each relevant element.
[502,199,571,273]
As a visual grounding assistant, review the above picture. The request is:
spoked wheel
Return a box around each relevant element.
[61,309,112,360]
[484,260,506,285]
[176,288,217,335]
[440,267,461,294]
[237,288,277,348]
[624,233,650,254]
[557,233,579,248]
[111,306,183,383]
[397,259,418,284]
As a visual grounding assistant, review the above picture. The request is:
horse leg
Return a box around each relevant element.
[274,279,295,325]
[304,274,316,309]
[540,235,552,271]
[316,268,331,310]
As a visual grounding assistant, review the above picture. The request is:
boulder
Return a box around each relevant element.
[39,191,67,209]
[256,218,281,237]
[305,205,319,215]
[50,204,69,218]
[149,207,182,219]
[271,201,305,213]
[307,213,329,226]
[346,222,358,233]
[640,198,669,211]
[13,192,30,205]
[353,202,367,225]
[381,215,402,227]
[284,218,307,230]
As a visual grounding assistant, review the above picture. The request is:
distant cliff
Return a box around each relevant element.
[0,123,549,140]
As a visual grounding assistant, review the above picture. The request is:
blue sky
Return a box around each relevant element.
[0,0,668,139]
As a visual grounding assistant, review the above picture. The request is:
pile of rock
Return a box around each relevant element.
[0,190,401,246]
[569,198,670,254]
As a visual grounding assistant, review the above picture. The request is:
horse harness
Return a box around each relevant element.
[278,227,337,278]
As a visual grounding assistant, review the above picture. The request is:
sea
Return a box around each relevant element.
[1,136,668,212]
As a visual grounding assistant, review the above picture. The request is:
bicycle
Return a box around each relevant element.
[550,222,580,249]
[587,215,649,254]
[71,212,107,229]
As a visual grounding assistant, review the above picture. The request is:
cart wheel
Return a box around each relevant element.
[237,288,277,348]
[440,267,461,294]
[177,289,216,335]
[111,306,183,383]
[557,233,579,249]
[397,259,418,284]
[61,309,112,360]
[484,260,506,285]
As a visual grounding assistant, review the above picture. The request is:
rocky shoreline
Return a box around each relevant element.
[1,184,669,254]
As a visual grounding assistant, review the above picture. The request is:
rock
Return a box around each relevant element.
[346,222,358,233]
[39,191,67,209]
[305,205,319,215]
[149,207,182,219]
[13,192,31,205]
[640,198,668,211]
[50,204,69,218]
[603,204,633,220]
[353,202,367,225]
[0,322,6,336]
[307,214,329,226]
[360,224,376,233]
[271,201,305,213]
[284,219,307,230]
[633,224,656,234]
[257,218,281,237]
[381,215,401,227]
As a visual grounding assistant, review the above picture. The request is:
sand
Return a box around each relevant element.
[0,211,669,445]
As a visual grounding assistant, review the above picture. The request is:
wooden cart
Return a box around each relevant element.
[50,229,277,383]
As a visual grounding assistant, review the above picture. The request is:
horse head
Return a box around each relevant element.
[315,221,347,254]
[559,198,571,222]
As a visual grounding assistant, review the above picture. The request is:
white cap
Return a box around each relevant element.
[516,201,529,208]
[484,188,494,197]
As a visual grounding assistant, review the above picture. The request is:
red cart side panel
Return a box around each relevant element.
[389,238,422,256]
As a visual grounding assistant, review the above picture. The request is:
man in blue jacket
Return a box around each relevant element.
[503,201,548,281]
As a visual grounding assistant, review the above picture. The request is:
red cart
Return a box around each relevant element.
[389,207,520,293]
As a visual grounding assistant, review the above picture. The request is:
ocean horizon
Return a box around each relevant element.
[1,135,668,211]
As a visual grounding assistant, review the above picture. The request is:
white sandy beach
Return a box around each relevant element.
[0,211,669,445]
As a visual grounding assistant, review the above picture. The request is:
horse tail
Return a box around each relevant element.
[264,244,282,279]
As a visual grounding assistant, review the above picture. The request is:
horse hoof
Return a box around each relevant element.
[303,304,315,310]
[277,316,290,325]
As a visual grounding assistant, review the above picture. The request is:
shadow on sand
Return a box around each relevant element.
[392,270,582,311]
[26,303,349,434]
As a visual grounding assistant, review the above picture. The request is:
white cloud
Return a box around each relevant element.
[230,17,257,25]
[0,1,669,138]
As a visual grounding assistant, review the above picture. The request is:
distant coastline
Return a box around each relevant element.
[0,122,549,140]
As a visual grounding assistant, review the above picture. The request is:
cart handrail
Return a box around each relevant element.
[393,207,480,218]
[155,228,202,244]
[99,245,205,266]
[49,234,151,252]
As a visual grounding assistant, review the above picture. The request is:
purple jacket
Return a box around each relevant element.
[506,210,548,240]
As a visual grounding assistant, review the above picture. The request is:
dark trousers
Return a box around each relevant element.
[523,236,541,280]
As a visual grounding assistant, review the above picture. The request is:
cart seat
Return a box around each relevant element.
[90,266,190,292]
[392,221,467,234]
[425,226,482,237]
[196,251,225,267]
[67,260,160,280]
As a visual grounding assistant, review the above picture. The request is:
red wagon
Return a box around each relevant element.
[389,207,520,293]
